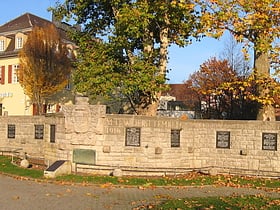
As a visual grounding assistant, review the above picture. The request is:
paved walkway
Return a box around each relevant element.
[1,174,280,210]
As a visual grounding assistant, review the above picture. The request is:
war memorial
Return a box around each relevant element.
[0,96,279,178]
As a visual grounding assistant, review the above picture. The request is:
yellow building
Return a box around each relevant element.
[0,13,75,116]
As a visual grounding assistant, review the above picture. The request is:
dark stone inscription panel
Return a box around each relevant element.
[171,129,180,147]
[7,124,15,139]
[216,131,230,149]
[125,127,141,146]
[35,124,44,139]
[50,124,56,143]
[73,149,96,165]
[262,133,277,151]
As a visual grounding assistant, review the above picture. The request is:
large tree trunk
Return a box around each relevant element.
[255,52,275,121]
[139,11,170,116]
[143,28,169,116]
[144,26,169,116]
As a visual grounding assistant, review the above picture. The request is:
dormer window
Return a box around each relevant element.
[0,40,4,51]
[16,37,23,49]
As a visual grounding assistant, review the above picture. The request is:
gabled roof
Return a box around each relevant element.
[0,13,75,58]
[162,84,189,101]
[0,13,52,34]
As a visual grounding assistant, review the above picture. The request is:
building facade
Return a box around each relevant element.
[0,13,75,116]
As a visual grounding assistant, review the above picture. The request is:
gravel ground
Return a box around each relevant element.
[1,174,280,210]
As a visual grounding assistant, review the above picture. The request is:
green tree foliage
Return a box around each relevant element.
[52,0,201,115]
[18,24,73,115]
[197,0,280,120]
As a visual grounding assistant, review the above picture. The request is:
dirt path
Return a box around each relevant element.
[0,174,279,210]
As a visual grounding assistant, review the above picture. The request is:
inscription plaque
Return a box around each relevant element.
[171,129,180,147]
[216,131,230,149]
[73,149,96,165]
[125,127,141,146]
[35,124,44,139]
[50,124,56,143]
[262,133,277,151]
[7,124,15,138]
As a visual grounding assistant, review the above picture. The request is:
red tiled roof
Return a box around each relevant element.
[0,13,53,58]
[0,13,74,58]
[0,13,52,33]
[162,84,189,101]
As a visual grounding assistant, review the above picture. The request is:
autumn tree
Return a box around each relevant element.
[52,0,201,116]
[18,24,73,115]
[185,57,238,119]
[218,74,280,120]
[198,0,280,120]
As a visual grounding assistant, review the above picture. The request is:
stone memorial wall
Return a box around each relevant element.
[0,102,280,177]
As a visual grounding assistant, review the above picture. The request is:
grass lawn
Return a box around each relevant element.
[0,155,44,179]
[1,155,280,209]
[155,195,280,209]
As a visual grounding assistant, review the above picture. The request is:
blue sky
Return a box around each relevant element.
[1,0,226,84]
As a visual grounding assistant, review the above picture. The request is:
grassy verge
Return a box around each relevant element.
[1,155,280,188]
[155,195,280,209]
[55,172,280,189]
[0,155,43,179]
[54,173,218,186]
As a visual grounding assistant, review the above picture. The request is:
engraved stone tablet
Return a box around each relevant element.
[262,133,277,151]
[125,127,141,146]
[7,124,15,138]
[216,131,230,149]
[171,129,180,147]
[35,124,44,139]
[50,124,56,143]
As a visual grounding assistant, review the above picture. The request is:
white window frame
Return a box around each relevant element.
[12,65,19,83]
[16,37,23,49]
[0,40,4,51]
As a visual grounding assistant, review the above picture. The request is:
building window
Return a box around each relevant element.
[171,129,181,147]
[16,37,23,49]
[0,67,2,84]
[0,40,4,51]
[65,76,71,90]
[12,65,19,83]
